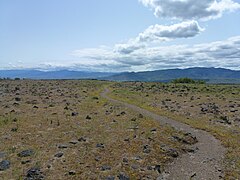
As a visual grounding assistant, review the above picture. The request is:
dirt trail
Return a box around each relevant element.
[101,88,226,180]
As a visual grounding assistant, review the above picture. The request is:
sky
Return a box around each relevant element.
[0,0,240,72]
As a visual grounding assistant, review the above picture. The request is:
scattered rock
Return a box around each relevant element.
[0,160,10,171]
[94,156,101,162]
[118,172,130,180]
[143,145,151,154]
[122,157,128,163]
[69,140,78,145]
[151,128,157,133]
[13,118,18,122]
[218,116,231,125]
[182,147,199,153]
[18,149,34,157]
[68,170,76,176]
[96,143,105,148]
[101,165,111,171]
[78,137,87,142]
[25,167,44,180]
[15,97,21,101]
[154,165,161,174]
[166,148,179,158]
[131,164,139,170]
[21,160,31,164]
[190,172,197,178]
[133,156,142,161]
[71,112,78,116]
[86,115,92,120]
[54,152,64,158]
[173,133,198,145]
[11,127,18,132]
[105,176,115,180]
[58,144,68,149]
[120,111,126,115]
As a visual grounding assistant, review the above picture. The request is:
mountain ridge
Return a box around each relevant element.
[1,67,240,83]
[101,67,240,83]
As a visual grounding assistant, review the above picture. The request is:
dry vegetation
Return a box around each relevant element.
[0,80,191,179]
[110,82,240,179]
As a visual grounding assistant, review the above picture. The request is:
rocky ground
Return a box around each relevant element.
[0,80,194,179]
[110,82,240,179]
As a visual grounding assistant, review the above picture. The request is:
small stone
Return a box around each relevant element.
[18,149,34,157]
[131,164,139,170]
[118,172,130,180]
[25,167,44,180]
[166,148,179,158]
[86,115,92,120]
[11,127,18,132]
[151,128,157,132]
[0,160,10,171]
[71,112,78,116]
[143,145,151,154]
[147,166,153,170]
[69,140,78,145]
[58,144,68,149]
[54,152,64,158]
[154,165,161,174]
[94,156,101,161]
[96,143,104,148]
[15,97,21,101]
[78,137,87,142]
[105,176,115,180]
[122,157,128,163]
[191,172,197,178]
[120,111,126,115]
[21,160,31,164]
[133,156,142,161]
[13,118,18,122]
[69,170,76,175]
[101,165,111,171]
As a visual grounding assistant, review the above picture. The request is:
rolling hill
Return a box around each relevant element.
[102,67,240,83]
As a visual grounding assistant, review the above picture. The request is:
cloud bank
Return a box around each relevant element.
[69,36,240,72]
[115,20,204,54]
[139,0,240,20]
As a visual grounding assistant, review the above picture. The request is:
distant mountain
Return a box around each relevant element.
[102,67,240,83]
[0,69,116,79]
[1,68,240,84]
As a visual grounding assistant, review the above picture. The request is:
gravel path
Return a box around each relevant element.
[101,88,226,180]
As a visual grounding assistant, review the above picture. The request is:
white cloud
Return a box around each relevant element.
[139,0,240,20]
[115,20,204,54]
[138,20,204,42]
[69,36,240,71]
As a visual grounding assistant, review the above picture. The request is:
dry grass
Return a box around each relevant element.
[109,82,240,179]
[0,80,187,179]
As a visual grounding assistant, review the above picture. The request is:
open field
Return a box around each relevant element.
[0,80,239,179]
[110,82,240,179]
[0,80,191,179]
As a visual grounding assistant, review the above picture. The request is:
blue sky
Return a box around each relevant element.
[1,0,240,71]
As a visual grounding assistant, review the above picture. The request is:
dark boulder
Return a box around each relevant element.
[0,160,10,171]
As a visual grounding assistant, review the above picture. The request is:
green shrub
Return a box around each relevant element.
[171,78,205,84]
